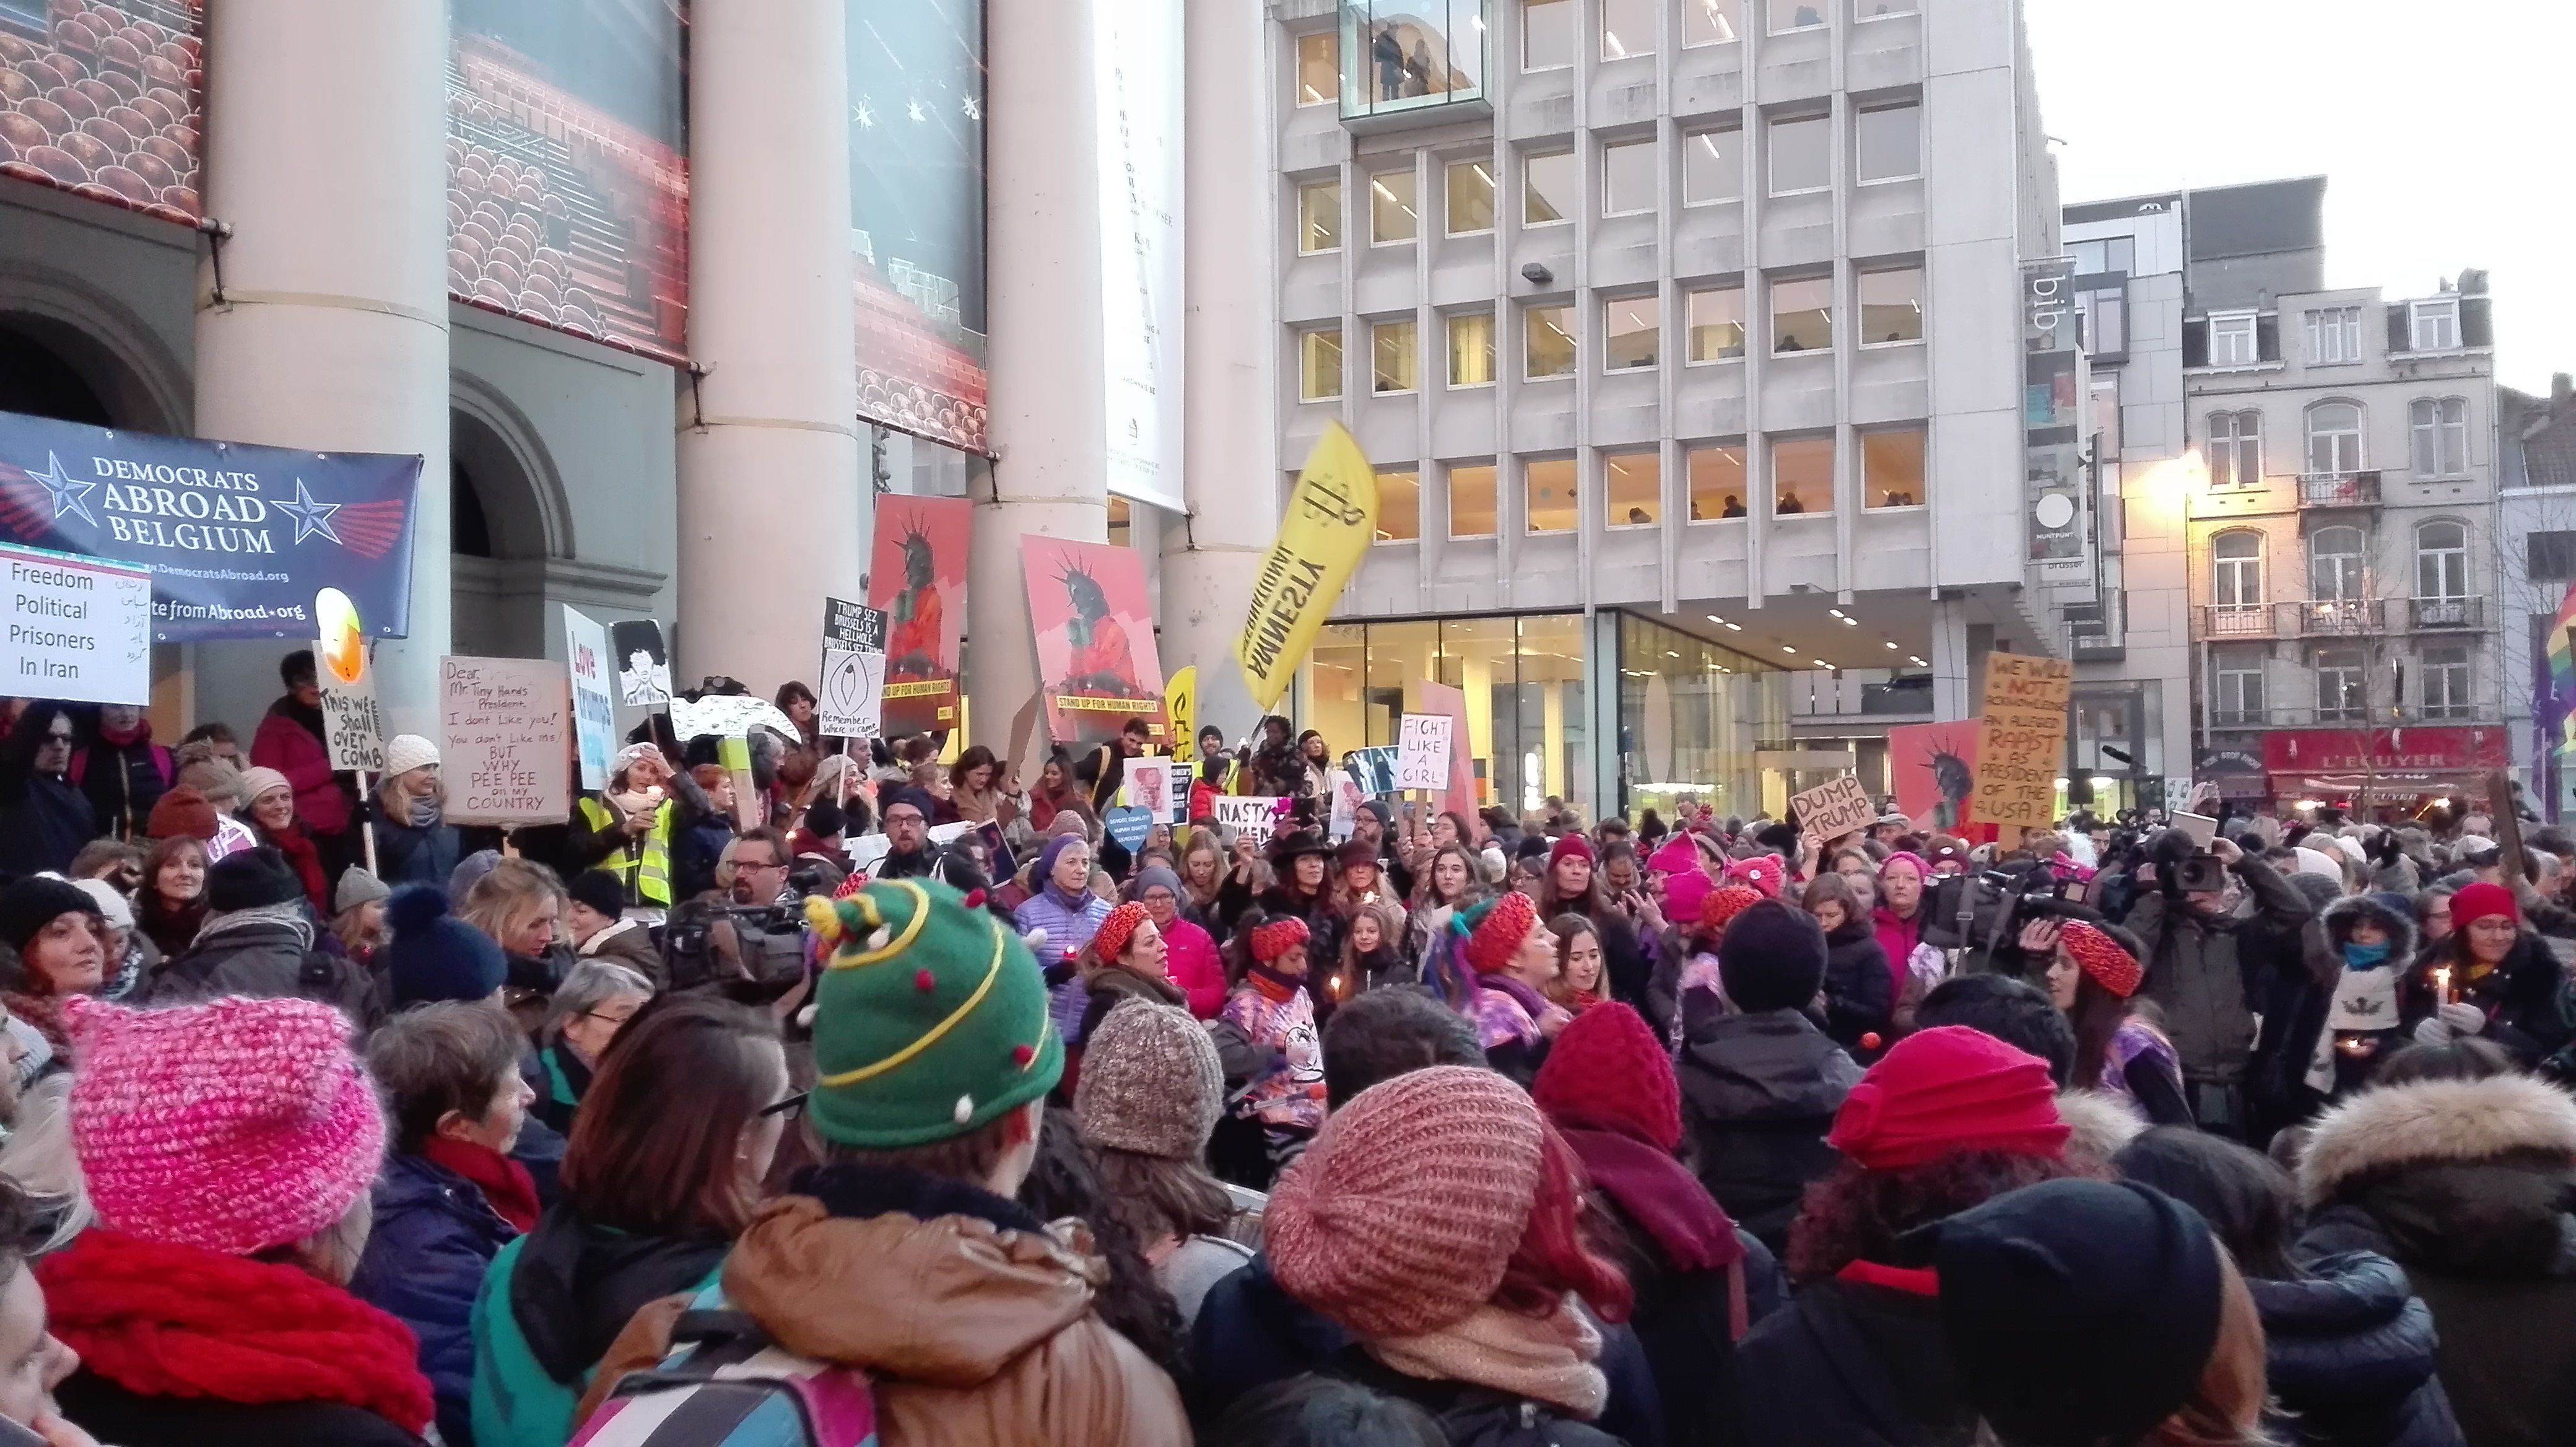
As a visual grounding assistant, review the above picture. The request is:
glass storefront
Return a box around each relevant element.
[1308,610,1786,822]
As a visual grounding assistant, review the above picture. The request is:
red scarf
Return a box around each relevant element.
[1567,988,1603,1013]
[1556,1126,1744,1273]
[1248,967,1302,1003]
[1837,1259,1941,1296]
[419,1137,541,1233]
[37,1230,433,1435]
[259,823,329,913]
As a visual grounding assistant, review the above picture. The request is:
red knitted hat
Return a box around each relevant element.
[2060,920,2141,999]
[1702,883,1765,933]
[1250,915,1311,964]
[1267,1066,1544,1337]
[2450,881,2517,930]
[1826,1025,2069,1171]
[1090,901,1150,966]
[1463,891,1540,975]
[1549,834,1595,868]
[1531,1002,1680,1153]
[1726,855,1785,899]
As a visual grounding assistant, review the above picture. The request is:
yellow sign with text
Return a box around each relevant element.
[1165,667,1197,756]
[1968,652,2076,830]
[1236,422,1378,711]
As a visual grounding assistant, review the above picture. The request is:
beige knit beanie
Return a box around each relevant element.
[1074,997,1224,1160]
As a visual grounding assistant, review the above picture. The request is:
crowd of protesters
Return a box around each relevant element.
[0,670,2562,1446]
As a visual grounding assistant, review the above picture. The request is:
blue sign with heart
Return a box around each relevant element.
[1104,805,1154,851]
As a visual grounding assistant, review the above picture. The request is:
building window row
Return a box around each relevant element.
[2204,520,2476,608]
[1523,0,1915,70]
[2190,295,2487,369]
[2200,397,2474,482]
[2207,644,2475,725]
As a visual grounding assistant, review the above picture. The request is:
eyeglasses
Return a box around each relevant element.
[759,1091,809,1119]
[742,858,788,872]
[886,812,926,826]
[582,1008,640,1028]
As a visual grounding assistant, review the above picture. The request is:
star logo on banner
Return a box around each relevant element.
[273,478,342,545]
[962,94,981,120]
[30,452,96,528]
[906,98,926,122]
[853,101,875,129]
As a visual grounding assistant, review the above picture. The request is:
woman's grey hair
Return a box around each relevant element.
[0,1073,91,1254]
[543,958,655,1044]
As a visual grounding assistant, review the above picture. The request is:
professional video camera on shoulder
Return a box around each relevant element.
[1921,852,2099,974]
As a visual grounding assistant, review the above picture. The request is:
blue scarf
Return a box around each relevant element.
[2342,940,2393,970]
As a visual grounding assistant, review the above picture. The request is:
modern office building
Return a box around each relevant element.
[1276,0,2071,821]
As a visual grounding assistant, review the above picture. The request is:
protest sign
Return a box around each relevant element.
[1396,714,1453,792]
[869,494,969,735]
[562,607,616,790]
[1022,538,1171,752]
[1214,795,1281,836]
[1125,756,1178,824]
[0,411,422,642]
[609,619,671,707]
[317,642,384,773]
[0,540,150,706]
[669,693,799,742]
[1889,720,1981,836]
[1104,807,1154,852]
[1969,654,2076,830]
[818,595,887,740]
[1788,774,1877,844]
[1237,422,1377,710]
[1329,777,1360,841]
[1345,746,1399,795]
[440,656,570,827]
[1416,681,1480,818]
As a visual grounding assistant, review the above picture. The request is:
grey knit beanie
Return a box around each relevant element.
[1074,998,1223,1160]
[334,867,391,915]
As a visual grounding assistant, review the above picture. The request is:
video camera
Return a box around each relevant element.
[1922,858,2094,969]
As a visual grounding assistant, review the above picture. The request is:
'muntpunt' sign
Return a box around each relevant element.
[0,408,422,642]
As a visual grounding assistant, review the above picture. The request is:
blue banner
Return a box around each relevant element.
[0,409,422,642]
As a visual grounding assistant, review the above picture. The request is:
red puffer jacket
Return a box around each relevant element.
[252,701,350,835]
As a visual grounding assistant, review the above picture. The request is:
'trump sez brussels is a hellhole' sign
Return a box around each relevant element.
[0,540,150,706]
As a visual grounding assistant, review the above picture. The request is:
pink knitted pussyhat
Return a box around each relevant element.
[66,994,385,1256]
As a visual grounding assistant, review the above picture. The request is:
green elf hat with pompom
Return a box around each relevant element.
[800,878,1063,1148]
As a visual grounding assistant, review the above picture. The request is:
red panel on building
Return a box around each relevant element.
[2261,728,2509,775]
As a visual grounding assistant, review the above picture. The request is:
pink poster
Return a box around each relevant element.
[1020,538,1169,753]
[1888,720,1981,838]
[1416,680,1478,820]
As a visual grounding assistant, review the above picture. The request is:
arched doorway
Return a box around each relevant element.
[450,405,560,657]
[0,320,114,426]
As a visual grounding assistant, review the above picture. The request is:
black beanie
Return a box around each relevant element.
[0,877,102,952]
[1926,1178,2224,1447]
[804,798,845,839]
[567,868,627,921]
[205,846,307,913]
[1717,899,1827,1012]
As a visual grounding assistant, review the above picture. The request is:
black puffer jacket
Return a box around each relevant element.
[1677,1007,1863,1251]
[2251,1252,2464,1447]
[1820,917,1894,1059]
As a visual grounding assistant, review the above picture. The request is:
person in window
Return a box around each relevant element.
[1777,491,1806,515]
[1373,23,1405,101]
[1406,37,1433,96]
[1626,507,1653,525]
[1882,489,1915,507]
[1721,495,1747,519]
[1793,3,1825,25]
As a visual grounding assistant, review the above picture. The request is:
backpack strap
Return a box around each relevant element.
[1725,1257,1749,1343]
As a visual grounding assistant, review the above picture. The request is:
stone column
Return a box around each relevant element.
[193,0,450,733]
[971,0,1111,773]
[674,0,863,696]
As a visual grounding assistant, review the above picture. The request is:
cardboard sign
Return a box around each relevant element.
[440,656,571,827]
[1969,654,2076,829]
[1789,775,1876,844]
[609,619,671,707]
[1396,714,1453,792]
[669,693,799,741]
[0,541,150,706]
[1416,681,1481,818]
[1213,795,1282,837]
[1125,756,1178,824]
[819,648,886,740]
[562,607,616,790]
[316,639,385,772]
[1171,764,1194,823]
[822,595,887,655]
[1329,776,1360,841]
[1104,806,1154,852]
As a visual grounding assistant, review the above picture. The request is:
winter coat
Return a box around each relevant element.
[1872,904,1926,1014]
[524,1041,594,1137]
[469,1204,730,1447]
[55,1375,425,1447]
[1077,964,1191,1046]
[1821,917,1895,1058]
[2251,893,2419,1129]
[576,917,664,986]
[581,1165,1190,1447]
[1725,1275,1974,1447]
[1017,884,1113,1045]
[1162,916,1226,1018]
[2423,932,2572,1069]
[1677,1007,1865,1251]
[2128,853,2313,1086]
[252,696,352,836]
[1593,1191,1788,1447]
[158,912,380,1030]
[2296,1073,2576,1447]
[0,773,95,878]
[350,1151,520,1447]
[2250,1252,2465,1447]
[70,732,171,841]
[370,795,466,891]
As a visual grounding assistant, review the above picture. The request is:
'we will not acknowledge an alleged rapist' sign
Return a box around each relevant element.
[1969,653,2076,830]
[0,540,150,706]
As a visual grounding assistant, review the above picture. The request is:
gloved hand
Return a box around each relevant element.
[2437,1001,2487,1036]
[2413,1015,2456,1047]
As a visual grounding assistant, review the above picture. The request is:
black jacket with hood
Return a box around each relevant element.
[2248,891,2418,1133]
[1676,1005,1864,1251]
[2248,1251,2465,1447]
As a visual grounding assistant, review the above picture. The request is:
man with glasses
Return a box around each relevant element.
[1,704,98,877]
[875,787,939,881]
[667,827,807,992]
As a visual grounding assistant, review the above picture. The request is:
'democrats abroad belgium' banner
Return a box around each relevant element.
[0,408,420,642]
[1237,422,1377,712]
[868,494,968,737]
[1021,538,1169,753]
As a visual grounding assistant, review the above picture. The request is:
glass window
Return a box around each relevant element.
[1298,178,1342,253]
[2310,525,2366,601]
[1369,168,1417,243]
[1685,0,1741,45]
[2421,645,2471,719]
[1526,458,1577,533]
[1601,0,1656,58]
[1525,304,1576,378]
[1448,312,1495,387]
[2069,237,2135,276]
[2208,409,2261,486]
[1772,274,1832,353]
[2208,312,2260,367]
[2211,530,2261,608]
[2530,531,2576,582]
[1687,286,1746,362]
[1523,0,1573,71]
[1299,328,1342,401]
[1447,158,1496,234]
[1603,138,1656,216]
[1351,5,1484,113]
[1688,444,1749,520]
[2212,647,2265,725]
[1682,128,1741,204]
[1604,295,1658,370]
[1296,31,1337,106]
[2409,298,2461,352]
[2417,521,2468,600]
[1372,318,1419,393]
[2317,647,2366,723]
[1858,266,1923,344]
[1448,463,1497,537]
[2074,286,2125,354]
[1772,435,1834,515]
[1770,0,1828,33]
[1769,114,1829,194]
[2306,306,2361,365]
[1524,149,1575,224]
[1606,451,1660,527]
[1855,105,1920,183]
[2411,397,2468,476]
[1863,427,1926,507]
[1374,468,1420,542]
[2306,401,2363,474]
[1853,0,1916,17]
[1514,615,1591,815]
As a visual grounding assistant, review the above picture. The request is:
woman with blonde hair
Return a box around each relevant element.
[459,857,574,1005]
[370,734,472,890]
[1404,841,1485,965]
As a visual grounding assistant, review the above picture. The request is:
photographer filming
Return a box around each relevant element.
[662,827,816,995]
[2126,827,2313,1138]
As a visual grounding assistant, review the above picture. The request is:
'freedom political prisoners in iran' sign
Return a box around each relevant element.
[0,408,422,642]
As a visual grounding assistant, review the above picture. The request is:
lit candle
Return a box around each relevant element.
[2432,966,2452,1004]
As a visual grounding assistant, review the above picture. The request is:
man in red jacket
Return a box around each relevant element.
[250,650,355,891]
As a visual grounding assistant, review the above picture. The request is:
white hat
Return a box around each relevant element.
[2291,847,2346,881]
[237,766,292,805]
[385,734,439,778]
[71,877,133,932]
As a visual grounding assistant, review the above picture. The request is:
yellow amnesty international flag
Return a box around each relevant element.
[1236,422,1377,712]
[1165,667,1196,753]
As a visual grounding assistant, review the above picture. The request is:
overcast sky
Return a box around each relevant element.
[2025,0,2575,394]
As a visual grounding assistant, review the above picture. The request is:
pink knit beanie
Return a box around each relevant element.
[67,995,385,1256]
[1267,1065,1543,1337]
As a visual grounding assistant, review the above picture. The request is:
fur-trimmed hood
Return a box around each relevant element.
[2055,1087,2147,1169]
[2319,892,2420,966]
[2300,1075,2576,1207]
